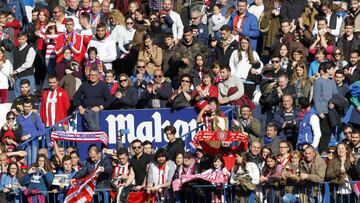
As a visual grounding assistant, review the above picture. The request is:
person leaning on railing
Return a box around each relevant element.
[325,143,358,202]
[298,145,327,203]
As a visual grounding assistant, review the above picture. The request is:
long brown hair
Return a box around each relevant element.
[35,8,50,31]
[290,63,309,88]
[32,154,53,172]
[237,37,255,64]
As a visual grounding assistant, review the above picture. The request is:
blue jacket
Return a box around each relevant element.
[20,170,54,193]
[2,0,27,23]
[73,156,113,189]
[17,112,45,140]
[297,108,317,149]
[0,174,24,195]
[228,11,260,50]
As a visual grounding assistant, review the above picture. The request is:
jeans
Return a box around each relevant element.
[26,139,38,165]
[14,75,35,97]
[45,57,56,74]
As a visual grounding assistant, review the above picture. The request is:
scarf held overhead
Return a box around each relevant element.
[51,131,109,145]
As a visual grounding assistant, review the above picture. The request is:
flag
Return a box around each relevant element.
[64,167,101,203]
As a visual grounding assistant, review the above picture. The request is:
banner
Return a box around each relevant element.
[77,107,233,149]
[172,169,229,191]
[51,131,109,145]
[64,167,101,203]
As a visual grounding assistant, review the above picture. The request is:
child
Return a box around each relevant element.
[2,130,18,153]
[4,12,21,46]
[210,4,226,40]
[84,47,105,81]
[54,155,76,193]
[308,47,327,80]
[211,61,223,84]
[202,154,230,203]
[281,150,301,203]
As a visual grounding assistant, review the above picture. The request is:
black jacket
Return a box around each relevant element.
[213,39,239,67]
[166,138,185,161]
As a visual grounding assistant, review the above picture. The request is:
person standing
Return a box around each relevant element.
[40,75,70,128]
[11,33,36,98]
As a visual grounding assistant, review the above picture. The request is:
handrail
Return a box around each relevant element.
[19,112,77,149]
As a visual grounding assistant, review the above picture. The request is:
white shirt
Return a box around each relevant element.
[229,50,263,80]
[310,114,321,149]
[0,60,12,89]
[169,10,184,40]
[110,25,126,57]
[248,4,265,20]
[87,37,117,69]
[118,28,136,54]
[15,43,36,74]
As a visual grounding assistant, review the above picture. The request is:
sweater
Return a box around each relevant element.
[16,112,45,139]
[20,171,54,193]
[218,75,245,102]
[313,77,338,114]
[73,81,112,109]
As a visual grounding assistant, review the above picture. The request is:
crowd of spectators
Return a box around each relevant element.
[0,0,358,202]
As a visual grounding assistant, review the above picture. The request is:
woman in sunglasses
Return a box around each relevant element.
[111,73,139,109]
[331,47,348,71]
[169,74,193,110]
[1,111,22,142]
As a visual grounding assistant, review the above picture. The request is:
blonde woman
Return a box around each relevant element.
[109,9,126,58]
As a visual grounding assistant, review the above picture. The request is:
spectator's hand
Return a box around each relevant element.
[78,106,85,115]
[250,68,258,75]
[319,113,325,119]
[175,39,179,45]
[260,176,268,183]
[115,92,122,99]
[21,134,31,141]
[28,167,36,174]
[300,173,309,180]
[232,119,240,127]
[98,166,105,173]
[65,69,73,74]
[344,69,349,75]
[357,106,360,112]
[17,151,27,157]
[91,106,101,112]
[137,73,144,82]
[135,185,143,191]
[182,58,190,65]
[218,97,229,104]
[70,179,76,187]
[195,85,202,93]
[3,188,9,193]
[59,184,65,190]
[146,85,153,93]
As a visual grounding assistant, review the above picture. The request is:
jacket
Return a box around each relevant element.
[280,0,307,21]
[228,11,260,50]
[326,157,357,185]
[213,38,239,67]
[299,153,326,196]
[260,135,280,155]
[73,156,113,189]
[273,107,300,139]
[20,170,54,194]
[111,86,139,109]
[55,32,85,63]
[140,81,173,108]
[297,108,317,148]
[166,138,185,161]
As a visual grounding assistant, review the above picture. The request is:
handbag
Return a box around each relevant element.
[128,191,155,203]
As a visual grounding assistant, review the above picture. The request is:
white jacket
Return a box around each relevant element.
[229,50,263,80]
[110,25,126,57]
[0,60,13,89]
[87,36,117,69]
[230,162,260,185]
[169,10,184,40]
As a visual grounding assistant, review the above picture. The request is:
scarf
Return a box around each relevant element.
[264,135,273,145]
[299,107,311,121]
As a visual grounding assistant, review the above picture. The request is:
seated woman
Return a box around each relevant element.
[169,74,194,110]
[0,162,25,203]
[20,154,54,203]
[147,148,176,202]
[193,71,218,110]
[111,74,139,109]
[139,69,173,108]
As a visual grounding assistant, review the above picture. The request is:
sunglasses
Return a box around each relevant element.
[126,22,134,25]
[120,79,127,82]
[272,60,280,63]
[132,146,141,149]
[334,52,341,55]
[181,80,190,83]
[7,117,15,120]
[328,151,335,154]
[137,66,145,69]
[154,75,163,78]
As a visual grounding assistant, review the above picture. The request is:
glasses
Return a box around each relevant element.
[132,146,141,149]
[154,75,163,78]
[137,66,145,69]
[150,17,157,20]
[7,117,15,120]
[328,151,335,154]
[344,131,352,135]
[272,60,280,63]
[334,52,341,56]
[181,80,190,83]
[126,22,134,25]
[191,16,200,19]
[120,79,127,82]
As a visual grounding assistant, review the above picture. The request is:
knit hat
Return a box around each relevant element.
[2,130,16,143]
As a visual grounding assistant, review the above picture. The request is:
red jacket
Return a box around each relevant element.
[5,20,21,46]
[55,32,85,63]
[40,87,70,127]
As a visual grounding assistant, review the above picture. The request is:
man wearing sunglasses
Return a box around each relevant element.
[129,139,153,191]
